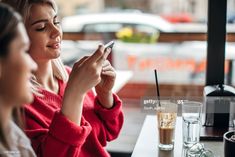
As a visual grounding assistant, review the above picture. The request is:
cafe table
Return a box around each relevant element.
[131,115,223,157]
[112,70,133,93]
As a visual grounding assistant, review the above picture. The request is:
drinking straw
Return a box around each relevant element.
[154,69,161,107]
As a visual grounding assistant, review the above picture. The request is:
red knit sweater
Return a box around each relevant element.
[24,69,124,157]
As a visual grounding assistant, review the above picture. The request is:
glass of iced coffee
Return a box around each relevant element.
[157,101,178,150]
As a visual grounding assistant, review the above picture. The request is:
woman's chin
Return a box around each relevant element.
[51,48,61,57]
[21,93,34,105]
[51,51,61,59]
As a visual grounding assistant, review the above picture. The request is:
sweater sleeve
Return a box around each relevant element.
[25,110,92,157]
[94,93,124,141]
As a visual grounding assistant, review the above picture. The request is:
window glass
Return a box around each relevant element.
[83,23,123,32]
[59,0,235,99]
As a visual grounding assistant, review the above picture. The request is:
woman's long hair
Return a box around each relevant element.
[2,0,69,86]
[0,3,23,150]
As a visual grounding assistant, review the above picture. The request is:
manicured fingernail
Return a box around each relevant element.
[106,47,111,53]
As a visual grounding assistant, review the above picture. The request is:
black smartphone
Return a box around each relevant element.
[104,41,115,50]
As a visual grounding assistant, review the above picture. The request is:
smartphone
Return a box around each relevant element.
[104,41,115,50]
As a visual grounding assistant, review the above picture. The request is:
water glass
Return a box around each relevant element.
[182,101,202,147]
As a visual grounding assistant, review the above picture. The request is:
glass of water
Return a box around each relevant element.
[182,101,202,148]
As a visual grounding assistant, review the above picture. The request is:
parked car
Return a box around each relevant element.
[61,12,175,34]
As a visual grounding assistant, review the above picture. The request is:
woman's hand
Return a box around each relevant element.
[95,59,116,109]
[62,44,111,125]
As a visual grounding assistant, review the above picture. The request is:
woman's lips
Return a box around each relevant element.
[47,43,61,49]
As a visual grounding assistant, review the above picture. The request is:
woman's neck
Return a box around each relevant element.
[0,98,13,130]
[33,61,59,93]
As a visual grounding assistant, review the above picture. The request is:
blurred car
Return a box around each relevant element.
[161,13,193,23]
[61,12,175,34]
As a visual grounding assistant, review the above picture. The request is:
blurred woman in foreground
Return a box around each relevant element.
[0,3,37,157]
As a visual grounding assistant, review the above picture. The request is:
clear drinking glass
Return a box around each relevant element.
[182,101,202,148]
[156,101,178,150]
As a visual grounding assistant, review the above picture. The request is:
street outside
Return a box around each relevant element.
[61,40,235,85]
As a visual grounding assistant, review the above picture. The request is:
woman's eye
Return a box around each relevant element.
[35,26,45,31]
[54,21,60,25]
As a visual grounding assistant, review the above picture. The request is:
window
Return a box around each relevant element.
[83,23,123,32]
[60,0,235,98]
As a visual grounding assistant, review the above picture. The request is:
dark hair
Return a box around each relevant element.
[0,2,23,150]
[0,3,22,56]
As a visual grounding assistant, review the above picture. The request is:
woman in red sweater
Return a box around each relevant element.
[2,0,124,157]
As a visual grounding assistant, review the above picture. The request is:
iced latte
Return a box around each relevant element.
[156,102,177,150]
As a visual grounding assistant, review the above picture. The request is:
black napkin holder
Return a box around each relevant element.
[204,84,235,128]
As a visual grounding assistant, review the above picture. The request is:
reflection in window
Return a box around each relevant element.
[83,23,122,32]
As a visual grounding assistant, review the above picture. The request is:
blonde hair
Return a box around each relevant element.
[2,0,69,84]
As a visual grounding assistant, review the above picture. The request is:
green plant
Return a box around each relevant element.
[116,27,159,43]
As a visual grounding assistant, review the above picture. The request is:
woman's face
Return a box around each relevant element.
[0,23,37,105]
[26,4,62,62]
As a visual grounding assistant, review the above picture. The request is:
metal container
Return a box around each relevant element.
[204,84,235,128]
